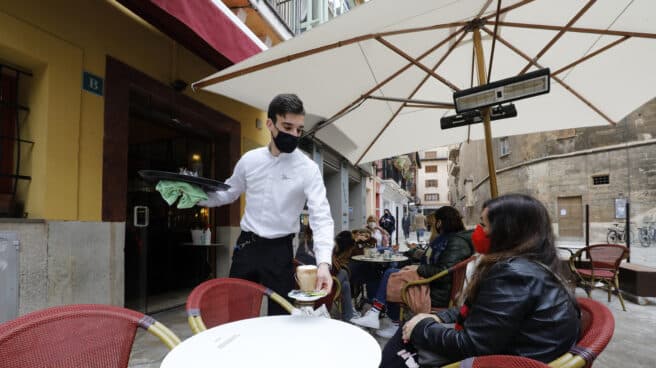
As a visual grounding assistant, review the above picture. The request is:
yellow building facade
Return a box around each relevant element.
[0,0,273,316]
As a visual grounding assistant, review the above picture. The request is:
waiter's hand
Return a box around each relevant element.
[316,263,333,293]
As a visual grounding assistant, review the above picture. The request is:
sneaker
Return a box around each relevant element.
[376,322,399,338]
[351,307,362,319]
[351,309,380,329]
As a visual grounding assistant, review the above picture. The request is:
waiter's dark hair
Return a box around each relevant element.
[268,94,305,121]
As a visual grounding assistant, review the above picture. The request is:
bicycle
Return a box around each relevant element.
[606,223,635,244]
[637,222,656,247]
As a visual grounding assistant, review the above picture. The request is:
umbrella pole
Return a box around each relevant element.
[473,28,499,198]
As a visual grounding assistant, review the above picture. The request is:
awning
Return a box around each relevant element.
[118,0,267,69]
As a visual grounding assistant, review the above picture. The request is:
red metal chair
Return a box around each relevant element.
[443,297,615,368]
[0,304,180,368]
[400,256,476,320]
[553,297,615,368]
[186,277,295,334]
[569,244,629,311]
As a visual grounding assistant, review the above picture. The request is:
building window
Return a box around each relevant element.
[425,179,438,187]
[499,137,510,157]
[424,151,437,159]
[424,193,439,201]
[425,165,437,173]
[592,175,609,185]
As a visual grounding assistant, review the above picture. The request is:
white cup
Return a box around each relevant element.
[295,265,317,292]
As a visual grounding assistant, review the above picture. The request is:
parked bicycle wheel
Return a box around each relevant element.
[607,230,620,244]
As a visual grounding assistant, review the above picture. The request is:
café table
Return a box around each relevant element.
[160,315,381,368]
[351,254,409,263]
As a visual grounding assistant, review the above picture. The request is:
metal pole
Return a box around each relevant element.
[395,206,399,246]
[626,202,631,263]
[473,28,499,198]
[585,204,589,246]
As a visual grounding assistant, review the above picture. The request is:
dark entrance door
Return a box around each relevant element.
[124,91,215,313]
[103,57,241,314]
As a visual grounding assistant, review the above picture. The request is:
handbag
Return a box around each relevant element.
[386,267,431,314]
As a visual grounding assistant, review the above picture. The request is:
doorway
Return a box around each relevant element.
[103,57,241,314]
[557,196,583,238]
[124,90,216,312]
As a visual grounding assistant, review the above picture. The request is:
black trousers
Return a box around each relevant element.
[380,325,452,368]
[229,231,295,315]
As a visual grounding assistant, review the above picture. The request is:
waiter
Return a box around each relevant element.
[198,94,334,314]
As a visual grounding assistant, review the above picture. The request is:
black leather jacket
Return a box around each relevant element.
[411,257,580,364]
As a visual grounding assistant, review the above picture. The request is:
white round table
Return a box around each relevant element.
[160,315,381,368]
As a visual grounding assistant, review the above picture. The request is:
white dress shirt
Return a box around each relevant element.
[201,147,334,265]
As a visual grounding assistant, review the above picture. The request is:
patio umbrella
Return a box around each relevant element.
[194,0,656,196]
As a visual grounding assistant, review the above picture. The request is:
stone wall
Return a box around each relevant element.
[449,98,656,237]
[0,220,124,315]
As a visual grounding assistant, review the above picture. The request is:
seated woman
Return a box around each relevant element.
[331,230,361,322]
[366,215,390,248]
[380,194,581,368]
[351,206,473,339]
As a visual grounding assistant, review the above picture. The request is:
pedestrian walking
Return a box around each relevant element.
[379,209,396,242]
[414,211,427,241]
[402,213,410,239]
[198,93,334,314]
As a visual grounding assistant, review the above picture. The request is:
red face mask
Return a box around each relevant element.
[472,224,491,254]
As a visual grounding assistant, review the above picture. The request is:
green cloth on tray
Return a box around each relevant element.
[155,180,208,209]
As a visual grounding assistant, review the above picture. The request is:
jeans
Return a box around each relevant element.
[373,267,401,321]
[336,269,355,321]
[417,229,425,241]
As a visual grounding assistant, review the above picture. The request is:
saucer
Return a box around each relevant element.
[288,290,327,302]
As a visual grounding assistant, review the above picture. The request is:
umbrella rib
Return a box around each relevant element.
[486,0,503,83]
[375,37,460,91]
[304,26,467,137]
[355,30,469,165]
[484,21,656,39]
[481,0,536,20]
[366,95,453,108]
[518,0,597,75]
[193,22,470,89]
[482,26,616,125]
[552,36,629,76]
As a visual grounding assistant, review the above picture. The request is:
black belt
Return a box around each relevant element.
[239,231,294,248]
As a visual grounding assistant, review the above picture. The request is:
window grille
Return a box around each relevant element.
[0,62,32,217]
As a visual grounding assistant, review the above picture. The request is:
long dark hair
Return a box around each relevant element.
[433,206,465,234]
[465,194,560,301]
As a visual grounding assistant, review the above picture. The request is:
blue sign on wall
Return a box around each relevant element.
[82,71,104,96]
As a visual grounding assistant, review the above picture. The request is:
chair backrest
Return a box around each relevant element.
[448,256,477,306]
[0,304,180,368]
[186,277,294,333]
[565,298,615,367]
[585,244,629,273]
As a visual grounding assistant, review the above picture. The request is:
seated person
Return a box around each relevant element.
[352,206,473,339]
[380,194,581,368]
[295,225,316,265]
[331,231,361,322]
[366,215,390,248]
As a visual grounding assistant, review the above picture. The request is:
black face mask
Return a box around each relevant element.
[272,127,299,153]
